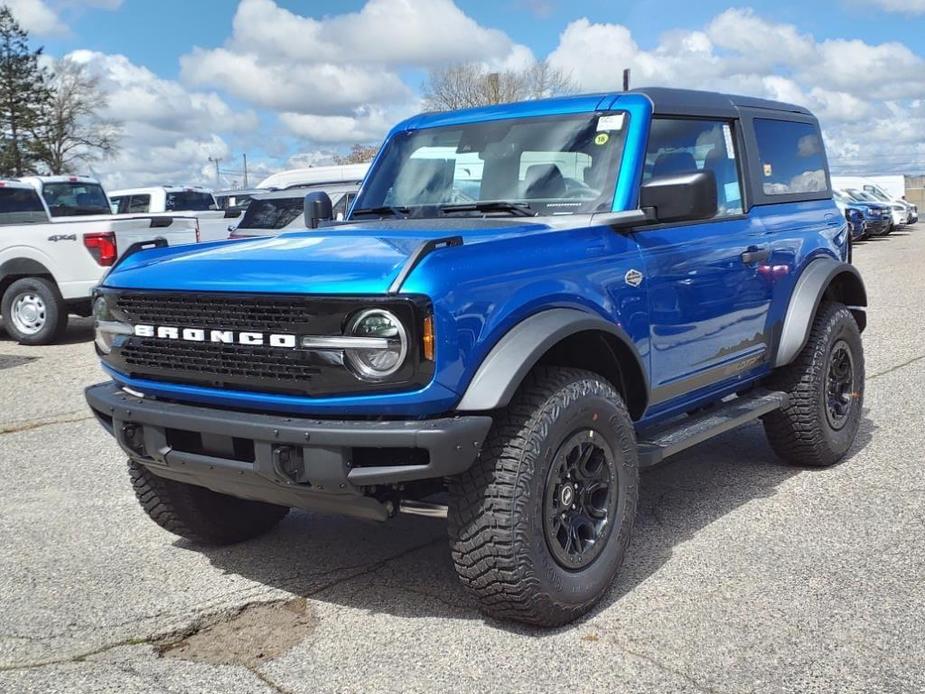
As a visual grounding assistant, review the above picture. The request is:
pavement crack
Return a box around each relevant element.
[0,537,444,674]
[869,353,925,381]
[606,638,727,694]
[0,412,94,435]
[249,667,296,694]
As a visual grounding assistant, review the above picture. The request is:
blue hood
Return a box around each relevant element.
[102,219,553,294]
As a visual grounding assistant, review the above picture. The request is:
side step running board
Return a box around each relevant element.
[637,389,789,467]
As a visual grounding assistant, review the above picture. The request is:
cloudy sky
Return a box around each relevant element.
[12,0,925,189]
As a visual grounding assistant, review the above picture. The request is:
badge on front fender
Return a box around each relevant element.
[624,269,644,287]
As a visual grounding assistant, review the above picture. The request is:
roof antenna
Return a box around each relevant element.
[623,68,631,92]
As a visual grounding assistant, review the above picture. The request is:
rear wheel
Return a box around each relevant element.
[129,460,289,545]
[1,277,68,345]
[448,367,638,626]
[763,302,864,467]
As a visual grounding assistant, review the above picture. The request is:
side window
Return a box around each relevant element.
[753,119,828,196]
[110,196,126,213]
[332,193,348,221]
[129,195,150,213]
[643,118,743,216]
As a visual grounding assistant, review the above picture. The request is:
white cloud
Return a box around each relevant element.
[179,0,532,146]
[5,0,65,34]
[4,0,122,35]
[279,105,410,144]
[548,10,925,174]
[859,0,925,13]
[65,50,259,189]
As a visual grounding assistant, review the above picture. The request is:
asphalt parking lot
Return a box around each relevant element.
[1,229,923,694]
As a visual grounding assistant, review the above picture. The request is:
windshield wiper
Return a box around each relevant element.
[350,205,411,218]
[439,201,537,217]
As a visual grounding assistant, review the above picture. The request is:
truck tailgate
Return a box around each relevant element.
[111,216,199,255]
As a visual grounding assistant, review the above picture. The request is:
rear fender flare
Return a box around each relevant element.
[774,258,867,367]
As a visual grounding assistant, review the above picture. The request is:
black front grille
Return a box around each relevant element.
[102,290,434,397]
[122,339,323,384]
[116,293,338,333]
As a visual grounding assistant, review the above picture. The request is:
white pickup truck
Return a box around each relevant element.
[0,180,198,345]
[108,185,233,241]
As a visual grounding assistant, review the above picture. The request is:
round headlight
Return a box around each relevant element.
[93,296,115,354]
[345,309,407,379]
[93,297,132,354]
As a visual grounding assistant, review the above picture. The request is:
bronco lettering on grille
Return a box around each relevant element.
[133,324,297,348]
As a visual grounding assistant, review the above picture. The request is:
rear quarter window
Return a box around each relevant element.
[0,187,48,224]
[754,119,828,196]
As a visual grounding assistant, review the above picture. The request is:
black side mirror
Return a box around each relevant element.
[304,191,333,229]
[640,170,717,223]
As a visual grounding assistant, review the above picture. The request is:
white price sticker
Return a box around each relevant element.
[597,114,626,132]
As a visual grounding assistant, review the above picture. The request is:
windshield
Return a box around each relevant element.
[166,191,216,211]
[863,186,891,202]
[238,197,303,229]
[351,112,628,219]
[42,181,111,217]
[846,189,877,203]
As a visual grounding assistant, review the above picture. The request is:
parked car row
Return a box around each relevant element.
[831,177,918,241]
[0,167,369,344]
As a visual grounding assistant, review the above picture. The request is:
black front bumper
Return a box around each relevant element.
[85,381,492,521]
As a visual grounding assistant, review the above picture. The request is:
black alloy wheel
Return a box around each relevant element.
[543,431,618,570]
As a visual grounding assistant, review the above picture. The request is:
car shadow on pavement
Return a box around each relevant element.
[196,412,876,634]
[0,316,94,345]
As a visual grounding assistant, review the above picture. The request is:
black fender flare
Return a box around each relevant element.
[456,308,647,412]
[774,258,867,368]
[0,258,54,288]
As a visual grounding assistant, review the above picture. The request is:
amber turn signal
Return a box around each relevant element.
[422,315,435,361]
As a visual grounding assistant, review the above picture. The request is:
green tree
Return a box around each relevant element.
[0,6,50,176]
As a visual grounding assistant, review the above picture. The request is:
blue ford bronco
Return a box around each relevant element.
[86,88,866,626]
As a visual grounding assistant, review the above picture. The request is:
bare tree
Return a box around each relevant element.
[333,143,380,165]
[422,61,576,111]
[31,58,121,174]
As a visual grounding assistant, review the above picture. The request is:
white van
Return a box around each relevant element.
[255,164,369,190]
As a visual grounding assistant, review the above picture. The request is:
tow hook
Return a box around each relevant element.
[272,445,306,484]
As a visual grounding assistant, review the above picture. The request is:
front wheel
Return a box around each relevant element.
[129,461,289,545]
[763,302,864,467]
[1,277,68,345]
[448,367,638,627]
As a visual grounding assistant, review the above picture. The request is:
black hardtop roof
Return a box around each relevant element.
[628,87,813,118]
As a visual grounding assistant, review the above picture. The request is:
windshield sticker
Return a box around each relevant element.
[594,133,610,146]
[763,163,773,177]
[596,114,625,132]
[723,124,735,156]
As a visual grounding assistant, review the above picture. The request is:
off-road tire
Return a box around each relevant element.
[1,277,68,345]
[128,460,289,545]
[448,367,639,627]
[763,301,864,467]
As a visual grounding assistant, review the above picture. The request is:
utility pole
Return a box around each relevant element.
[208,156,222,187]
[243,153,248,188]
[623,68,631,92]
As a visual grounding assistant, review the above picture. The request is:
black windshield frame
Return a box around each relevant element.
[351,112,629,220]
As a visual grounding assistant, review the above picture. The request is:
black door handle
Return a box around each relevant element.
[741,246,770,264]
